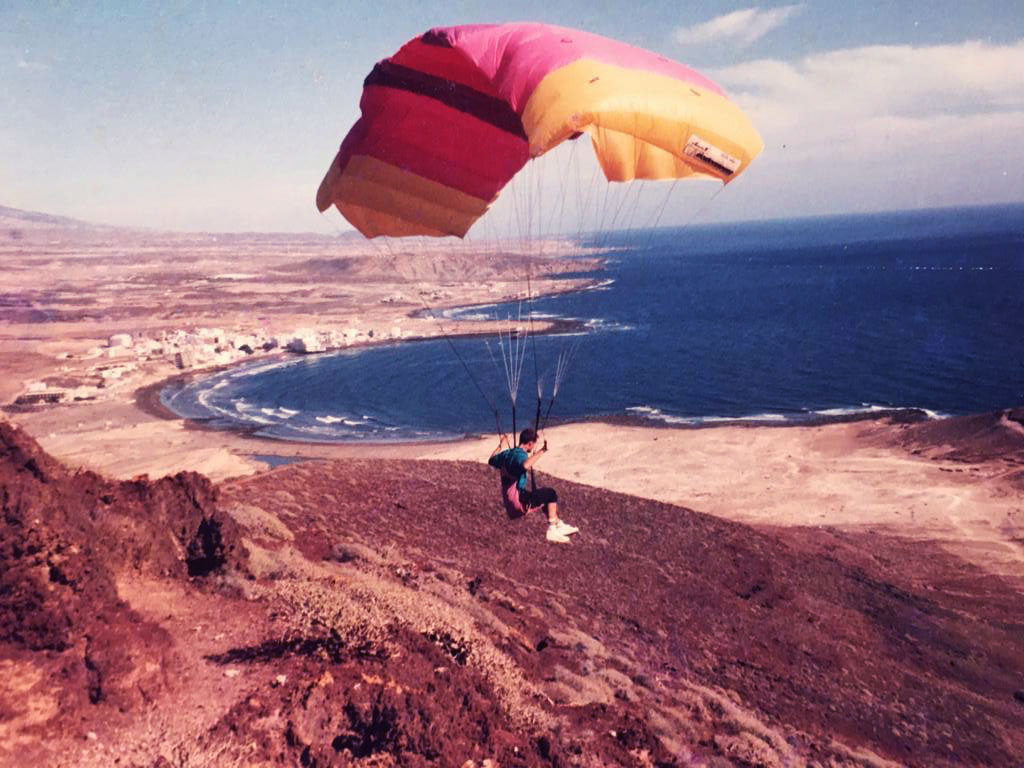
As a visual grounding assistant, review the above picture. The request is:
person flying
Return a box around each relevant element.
[489,428,578,543]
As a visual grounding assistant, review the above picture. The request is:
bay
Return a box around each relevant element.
[161,204,1024,442]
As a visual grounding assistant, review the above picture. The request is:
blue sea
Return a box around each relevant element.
[162,205,1024,442]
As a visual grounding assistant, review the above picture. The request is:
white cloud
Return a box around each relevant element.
[715,40,1024,136]
[674,5,802,47]
[16,57,49,72]
[711,40,1024,214]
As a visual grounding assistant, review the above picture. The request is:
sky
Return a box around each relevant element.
[2,1,1023,233]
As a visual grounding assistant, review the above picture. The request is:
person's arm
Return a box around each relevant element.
[522,440,548,470]
[488,434,511,464]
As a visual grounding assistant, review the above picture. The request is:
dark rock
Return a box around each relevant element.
[0,421,243,715]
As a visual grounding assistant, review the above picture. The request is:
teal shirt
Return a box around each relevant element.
[488,446,529,491]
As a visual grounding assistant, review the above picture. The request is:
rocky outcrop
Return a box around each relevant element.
[0,422,244,716]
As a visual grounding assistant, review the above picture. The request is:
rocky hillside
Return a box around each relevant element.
[1,420,1022,766]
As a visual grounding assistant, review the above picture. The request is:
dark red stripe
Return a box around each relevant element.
[356,87,528,200]
[391,38,501,95]
[365,61,526,139]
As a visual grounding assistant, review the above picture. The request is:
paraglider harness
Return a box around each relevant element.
[489,436,548,517]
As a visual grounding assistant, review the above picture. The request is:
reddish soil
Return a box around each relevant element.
[1,418,1023,766]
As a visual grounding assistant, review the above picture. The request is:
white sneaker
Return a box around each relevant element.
[554,520,579,536]
[546,525,571,543]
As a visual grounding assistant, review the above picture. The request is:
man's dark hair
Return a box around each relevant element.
[519,428,538,446]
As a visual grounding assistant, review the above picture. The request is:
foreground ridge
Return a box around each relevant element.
[1,421,1022,766]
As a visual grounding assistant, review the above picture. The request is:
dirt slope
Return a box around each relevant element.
[218,459,1024,766]
[1,420,1023,766]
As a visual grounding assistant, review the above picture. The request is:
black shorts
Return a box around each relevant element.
[519,486,557,508]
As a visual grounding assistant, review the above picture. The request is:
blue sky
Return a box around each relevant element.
[2,1,1023,232]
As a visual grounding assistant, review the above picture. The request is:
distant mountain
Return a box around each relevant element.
[0,205,121,232]
[0,204,360,241]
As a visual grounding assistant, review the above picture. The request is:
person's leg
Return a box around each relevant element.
[535,488,558,523]
[546,501,559,525]
[545,489,578,535]
[536,489,570,542]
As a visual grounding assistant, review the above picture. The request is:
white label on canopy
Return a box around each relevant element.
[683,135,740,176]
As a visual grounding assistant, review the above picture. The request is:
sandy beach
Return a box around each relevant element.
[15,388,1024,587]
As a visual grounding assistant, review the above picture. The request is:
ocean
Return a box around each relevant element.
[161,205,1024,442]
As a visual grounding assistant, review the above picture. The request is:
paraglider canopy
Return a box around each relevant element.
[316,22,763,238]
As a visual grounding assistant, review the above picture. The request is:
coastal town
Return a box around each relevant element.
[1,210,603,414]
[12,321,417,409]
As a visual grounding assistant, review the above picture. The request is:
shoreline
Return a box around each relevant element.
[136,315,594,436]
[2,248,612,482]
[138,290,945,447]
[148,345,941,447]
[126,355,1024,588]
